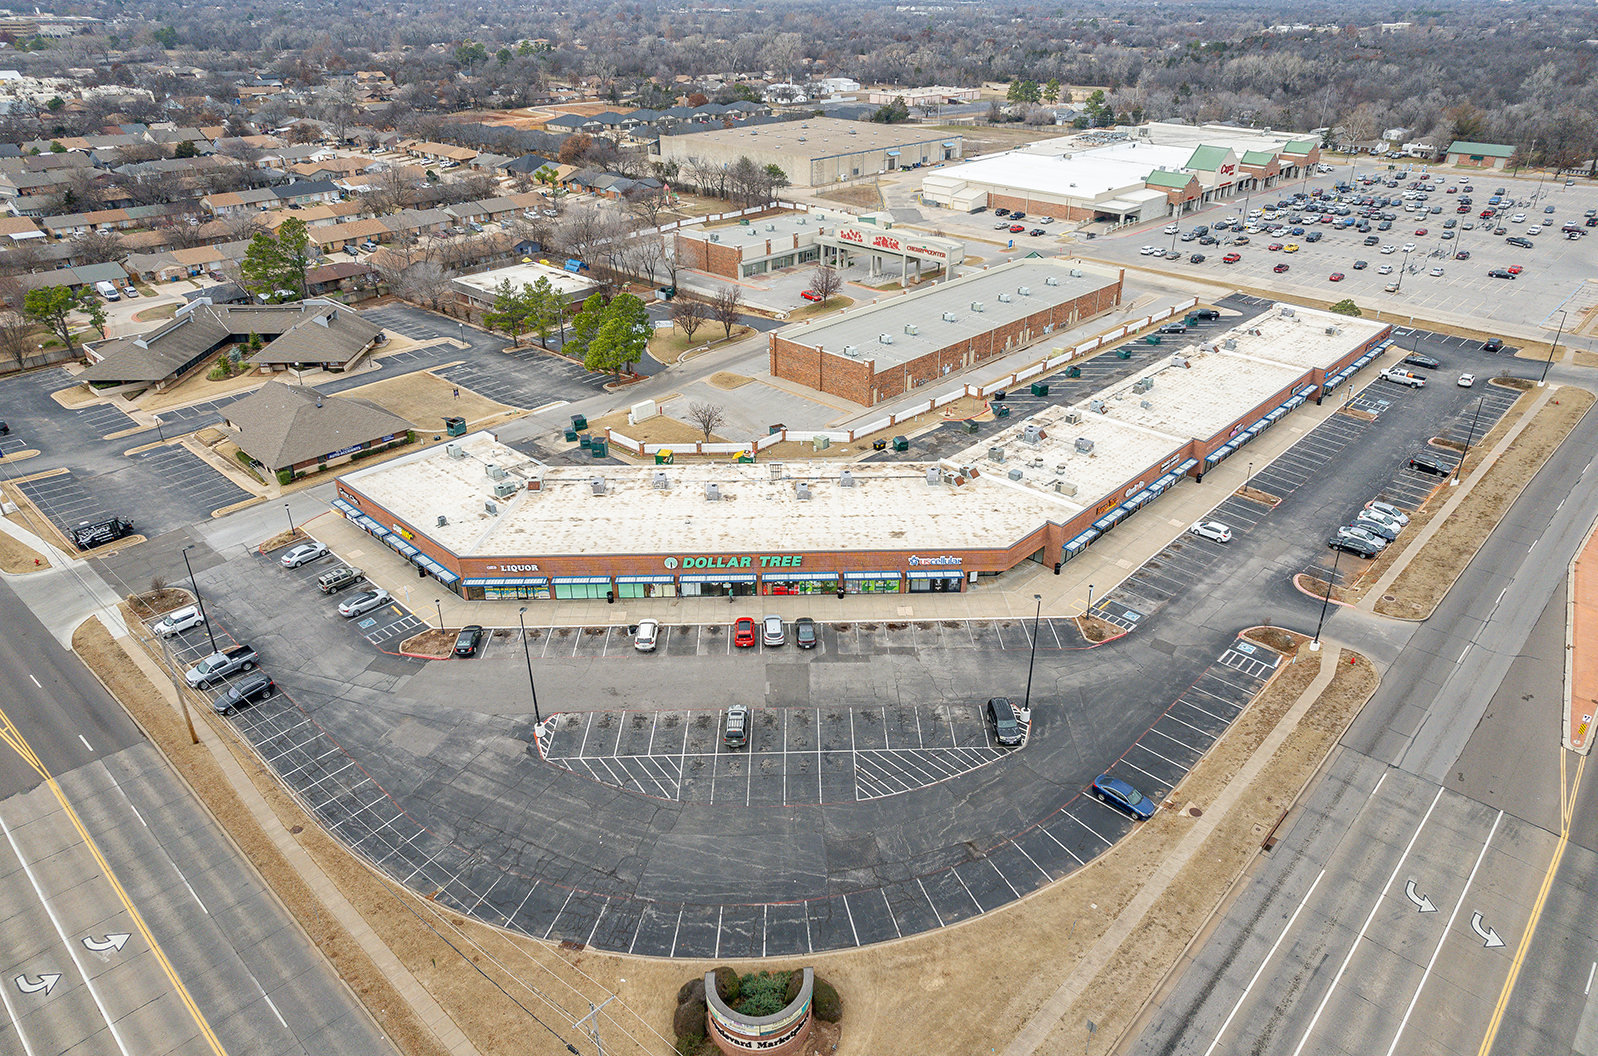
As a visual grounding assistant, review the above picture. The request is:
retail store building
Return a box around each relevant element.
[657,117,963,188]
[674,208,964,281]
[332,304,1392,602]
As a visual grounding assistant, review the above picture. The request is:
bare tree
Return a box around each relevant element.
[686,401,726,442]
[69,231,126,264]
[392,260,452,311]
[625,233,666,285]
[669,297,708,342]
[157,214,208,250]
[362,165,421,215]
[807,264,842,305]
[221,211,267,242]
[626,187,669,228]
[0,308,33,371]
[710,285,743,341]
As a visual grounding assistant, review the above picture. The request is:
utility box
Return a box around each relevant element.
[962,420,979,434]
[444,415,467,437]
[1144,335,1161,346]
[579,435,592,449]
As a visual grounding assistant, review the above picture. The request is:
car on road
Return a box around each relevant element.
[1483,337,1504,352]
[337,588,392,618]
[211,671,275,714]
[1458,373,1476,388]
[733,616,757,647]
[800,290,821,301]
[724,704,749,748]
[633,618,659,652]
[1379,368,1425,388]
[762,615,785,646]
[1274,263,1290,273]
[280,541,329,567]
[1329,272,1345,282]
[152,604,205,638]
[1092,775,1157,820]
[987,697,1024,746]
[1190,520,1232,543]
[1328,535,1382,559]
[1335,525,1388,550]
[1365,500,1410,525]
[453,625,484,656]
[1223,252,1241,263]
[795,616,818,649]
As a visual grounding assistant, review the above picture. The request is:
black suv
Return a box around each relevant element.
[794,616,818,649]
[1408,456,1451,477]
[212,672,275,713]
[1191,308,1220,320]
[986,697,1024,746]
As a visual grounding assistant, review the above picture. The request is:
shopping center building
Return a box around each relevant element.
[332,304,1393,603]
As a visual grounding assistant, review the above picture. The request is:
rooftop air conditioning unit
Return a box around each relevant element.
[795,482,811,499]
[485,463,506,480]
[445,442,465,459]
[904,323,918,335]
[998,292,1011,303]
[769,463,784,480]
[1055,480,1078,496]
[1045,276,1060,286]
[709,233,719,242]
[591,477,606,495]
[705,483,721,501]
[988,446,1006,463]
[879,333,893,344]
[970,301,984,312]
[1280,307,1296,318]
[1074,437,1095,453]
[1325,326,1338,335]
[436,515,448,527]
[1018,286,1030,296]
[1222,338,1237,350]
[652,472,669,489]
[926,467,941,486]
[484,500,498,515]
[493,480,519,498]
[1088,400,1106,414]
[766,224,775,231]
[1174,355,1191,367]
[839,471,855,487]
[1069,269,1083,278]
[1133,378,1153,393]
[1007,468,1024,481]
[1022,424,1045,444]
[1063,410,1082,424]
[843,345,860,357]
[942,312,957,322]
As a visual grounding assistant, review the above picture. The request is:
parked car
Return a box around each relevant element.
[1274,263,1290,273]
[795,616,818,649]
[800,290,822,301]
[1402,353,1440,369]
[762,615,785,647]
[1364,500,1410,525]
[1189,253,1206,264]
[453,625,484,656]
[338,588,392,618]
[185,644,259,688]
[1222,253,1241,264]
[1157,321,1187,334]
[1028,228,1046,237]
[1379,368,1425,388]
[1408,456,1451,477]
[1483,337,1504,352]
[1092,775,1157,820]
[733,616,757,647]
[1336,524,1388,550]
[986,697,1024,746]
[1506,236,1533,248]
[724,704,748,748]
[1457,373,1476,388]
[152,604,205,638]
[316,565,363,594]
[1353,260,1368,270]
[1191,308,1220,320]
[633,618,659,652]
[123,285,138,298]
[1008,224,1025,233]
[211,671,275,714]
[1328,272,1345,282]
[1190,520,1233,543]
[995,208,1011,217]
[280,541,329,568]
[1328,535,1382,559]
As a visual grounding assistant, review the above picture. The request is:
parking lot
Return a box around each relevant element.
[14,444,252,541]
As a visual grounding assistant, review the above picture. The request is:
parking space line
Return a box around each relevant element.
[1121,756,1169,786]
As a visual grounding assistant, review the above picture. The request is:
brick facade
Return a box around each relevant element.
[673,233,747,277]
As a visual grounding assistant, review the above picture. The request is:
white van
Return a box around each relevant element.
[94,280,120,301]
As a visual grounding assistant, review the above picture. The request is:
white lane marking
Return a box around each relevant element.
[0,937,41,1055]
[182,879,208,914]
[1587,961,1596,995]
[78,735,92,751]
[1289,783,1445,1056]
[1497,588,1507,605]
[263,993,288,1029]
[1203,868,1328,1056]
[0,810,135,1056]
[1383,809,1504,1056]
[1459,644,1471,664]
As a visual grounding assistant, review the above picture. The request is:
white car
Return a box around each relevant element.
[151,604,205,638]
[762,615,785,647]
[1364,500,1410,525]
[1164,223,1181,234]
[1527,225,1542,235]
[633,618,659,652]
[280,541,329,567]
[1430,266,1444,276]
[1378,264,1393,274]
[1190,520,1233,543]
[1140,245,1161,255]
[1458,373,1476,388]
[1335,524,1388,549]
[1359,507,1406,533]
[1511,213,1527,223]
[1401,242,1417,253]
[1039,216,1055,224]
[337,587,392,618]
[1381,244,1396,254]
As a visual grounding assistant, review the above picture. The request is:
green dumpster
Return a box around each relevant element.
[571,414,588,431]
[1030,382,1048,397]
[1116,348,1132,360]
[1144,335,1161,346]
[892,435,909,452]
[591,439,607,457]
[563,428,578,442]
[1066,365,1081,378]
[1185,314,1198,326]
[444,415,467,437]
[962,420,979,434]
[994,405,1011,418]
[579,434,591,449]
[655,450,675,465]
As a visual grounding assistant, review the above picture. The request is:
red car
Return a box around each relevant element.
[1267,242,1284,251]
[1415,228,1428,236]
[1480,210,1495,218]
[1507,265,1523,275]
[1329,272,1345,282]
[1008,224,1025,233]
[1223,252,1241,263]
[800,290,821,301]
[733,616,757,647]
[1273,263,1290,273]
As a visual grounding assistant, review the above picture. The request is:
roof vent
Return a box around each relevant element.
[591,477,606,495]
[970,301,984,312]
[1325,326,1338,335]
[709,233,719,242]
[1088,400,1106,414]
[1045,276,1059,286]
[879,333,893,344]
[485,463,507,479]
[484,500,499,515]
[1007,468,1024,481]
[705,482,721,501]
[843,344,859,357]
[998,292,1011,303]
[1018,286,1030,296]
[988,446,1005,463]
[795,481,812,499]
[1222,338,1237,350]
[942,311,957,322]
[1063,410,1082,424]
[652,471,670,489]
[1140,399,1154,409]
[436,515,448,527]
[904,323,918,335]
[1074,437,1095,453]
[766,223,775,231]
[1132,378,1153,393]
[445,442,465,459]
[839,470,855,487]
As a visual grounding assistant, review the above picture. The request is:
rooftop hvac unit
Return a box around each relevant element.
[1045,276,1060,286]
[1063,410,1082,424]
[1280,307,1296,318]
[1030,456,1045,467]
[705,483,721,501]
[1074,437,1095,453]
[1007,468,1024,481]
[1174,355,1190,368]
[843,345,859,357]
[1018,286,1030,296]
[1055,480,1078,496]
[926,467,941,486]
[436,515,448,527]
[591,477,606,495]
[1132,378,1153,393]
[795,482,811,499]
[493,480,519,498]
[1069,269,1083,278]
[1222,338,1237,350]
[988,446,1006,463]
[839,470,855,487]
[1140,400,1153,409]
[879,333,893,344]
[709,233,720,242]
[766,224,775,231]
[484,500,498,515]
[942,312,958,322]
[998,292,1011,303]
[1022,424,1045,444]
[798,218,807,224]
[652,472,670,489]
[904,323,918,335]
[1325,326,1338,335]
[970,301,985,312]
[1088,399,1106,414]
[445,442,465,459]
[485,463,506,480]
[1054,462,1070,474]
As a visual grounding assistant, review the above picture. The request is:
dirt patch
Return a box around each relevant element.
[647,322,753,361]
[1235,485,1280,507]
[925,122,1063,157]
[127,588,194,620]
[195,426,226,445]
[1295,574,1348,605]
[1074,615,1121,643]
[1338,407,1377,421]
[816,184,881,210]
[51,383,99,408]
[1375,387,1595,618]
[787,295,855,319]
[258,528,307,554]
[708,371,754,389]
[1574,351,1598,369]
[400,628,454,657]
[346,368,514,424]
[589,407,725,446]
[0,527,49,572]
[1242,626,1304,652]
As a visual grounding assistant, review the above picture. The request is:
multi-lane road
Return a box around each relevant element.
[0,578,400,1056]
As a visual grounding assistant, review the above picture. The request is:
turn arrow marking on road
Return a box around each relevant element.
[14,973,61,995]
[1405,879,1437,913]
[82,933,130,954]
[1471,911,1505,948]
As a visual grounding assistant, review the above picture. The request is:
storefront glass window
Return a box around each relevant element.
[679,580,756,597]
[618,581,677,599]
[845,577,902,594]
[476,583,550,600]
[553,581,610,600]
[908,576,963,594]
[762,578,839,596]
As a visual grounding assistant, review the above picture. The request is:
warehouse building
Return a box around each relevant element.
[331,304,1392,602]
[768,257,1123,406]
[674,208,964,281]
[657,118,962,188]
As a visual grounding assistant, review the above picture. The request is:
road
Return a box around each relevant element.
[1125,385,1598,1056]
[0,578,399,1056]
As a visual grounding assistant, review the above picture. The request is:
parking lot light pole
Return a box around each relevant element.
[153,416,164,443]
[434,598,444,629]
[1396,248,1411,291]
[1310,547,1344,652]
[1023,594,1042,713]
[1453,396,1486,485]
[284,502,295,537]
[518,607,543,725]
[180,544,220,653]
[1540,309,1568,386]
[1086,583,1094,616]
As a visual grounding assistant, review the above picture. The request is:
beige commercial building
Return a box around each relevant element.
[657,118,962,188]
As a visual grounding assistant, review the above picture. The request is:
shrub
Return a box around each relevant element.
[711,965,740,1004]
[676,977,706,1006]
[736,971,791,1018]
[276,468,292,486]
[784,971,803,1005]
[811,976,842,1023]
[671,997,707,1041]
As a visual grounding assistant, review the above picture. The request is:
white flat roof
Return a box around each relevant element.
[925,149,1160,202]
[452,259,597,301]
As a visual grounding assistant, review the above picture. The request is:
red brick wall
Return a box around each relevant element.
[674,235,745,278]
[986,193,1096,222]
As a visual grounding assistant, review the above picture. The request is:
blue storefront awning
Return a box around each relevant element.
[332,498,358,516]
[384,534,419,558]
[761,571,839,581]
[907,570,964,580]
[354,515,389,538]
[1177,457,1199,474]
[843,570,900,579]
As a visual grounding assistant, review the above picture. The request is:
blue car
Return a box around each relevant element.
[1092,775,1157,820]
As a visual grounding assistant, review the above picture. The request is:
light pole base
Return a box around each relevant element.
[1308,640,1322,652]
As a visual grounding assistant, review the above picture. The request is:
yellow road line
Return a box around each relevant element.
[1477,751,1585,1055]
[0,704,229,1056]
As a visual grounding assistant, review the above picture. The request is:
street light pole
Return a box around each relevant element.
[434,598,444,629]
[1396,248,1410,291]
[1023,593,1042,713]
[1310,546,1343,651]
[1540,309,1568,386]
[1086,583,1094,616]
[181,544,220,653]
[1452,395,1486,485]
[284,502,295,537]
[518,606,543,725]
[154,416,164,443]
